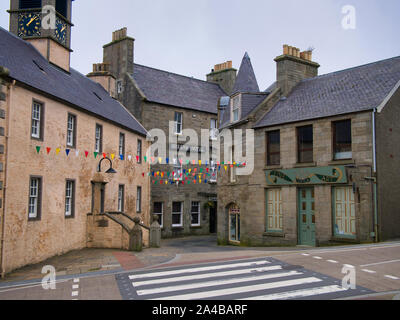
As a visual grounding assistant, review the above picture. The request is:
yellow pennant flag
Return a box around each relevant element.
[159,157,162,164]
[56,148,61,155]
[224,166,227,171]
[199,160,202,166]
[111,154,115,160]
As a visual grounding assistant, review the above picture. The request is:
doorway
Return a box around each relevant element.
[298,188,316,246]
[229,204,240,243]
[209,204,217,234]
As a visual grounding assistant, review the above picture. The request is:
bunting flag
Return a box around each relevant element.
[102,153,107,158]
[199,160,202,166]
[56,148,61,155]
[75,150,80,157]
[224,166,227,171]
[85,151,89,158]
[166,158,169,164]
[46,147,51,154]
[94,152,98,159]
[128,155,132,161]
[66,149,70,156]
[120,154,124,160]
[144,156,147,162]
[36,146,41,154]
[111,154,115,160]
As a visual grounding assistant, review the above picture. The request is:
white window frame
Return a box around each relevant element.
[231,95,241,123]
[28,177,40,219]
[118,185,124,212]
[31,102,42,139]
[119,133,125,157]
[210,119,218,140]
[136,186,142,213]
[153,202,163,228]
[117,80,123,94]
[65,180,74,218]
[95,124,102,153]
[174,112,183,135]
[172,202,183,227]
[137,139,142,163]
[191,201,201,227]
[67,114,75,147]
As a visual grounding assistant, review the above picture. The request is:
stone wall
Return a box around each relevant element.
[1,84,150,274]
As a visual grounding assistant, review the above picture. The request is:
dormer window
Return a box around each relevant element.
[231,95,241,123]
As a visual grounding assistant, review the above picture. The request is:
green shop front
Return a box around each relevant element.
[265,166,357,246]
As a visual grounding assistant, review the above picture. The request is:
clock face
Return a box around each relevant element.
[18,13,41,37]
[54,18,67,45]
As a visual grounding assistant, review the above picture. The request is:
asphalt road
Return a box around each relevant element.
[0,240,399,300]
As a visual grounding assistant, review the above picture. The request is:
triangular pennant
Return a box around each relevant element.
[85,151,89,158]
[66,149,70,156]
[111,154,115,160]
[102,153,107,158]
[75,150,80,157]
[46,147,51,154]
[36,146,41,154]
[144,156,147,162]
[56,148,61,155]
[120,154,124,160]
[94,152,98,159]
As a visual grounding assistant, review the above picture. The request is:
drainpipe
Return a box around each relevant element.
[372,108,378,243]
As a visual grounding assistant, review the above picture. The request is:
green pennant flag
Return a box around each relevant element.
[144,156,147,163]
[36,146,41,154]
[94,152,98,159]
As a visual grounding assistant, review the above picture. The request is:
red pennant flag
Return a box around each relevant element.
[103,153,106,158]
[85,151,89,158]
[136,156,140,162]
[142,173,145,177]
[46,147,51,154]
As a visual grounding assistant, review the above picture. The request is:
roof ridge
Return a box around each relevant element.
[301,55,400,83]
[133,63,223,89]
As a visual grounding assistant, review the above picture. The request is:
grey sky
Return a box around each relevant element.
[1,0,399,90]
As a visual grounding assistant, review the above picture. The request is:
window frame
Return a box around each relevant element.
[332,119,352,160]
[65,179,75,219]
[119,132,125,158]
[174,112,183,135]
[172,201,183,228]
[66,113,77,148]
[230,147,236,183]
[19,0,42,10]
[118,184,125,213]
[297,125,314,164]
[31,100,44,141]
[28,176,42,221]
[266,130,281,166]
[210,118,218,140]
[137,139,142,164]
[153,202,164,228]
[265,188,283,233]
[231,95,241,123]
[136,186,142,213]
[95,123,103,153]
[191,201,201,227]
[173,164,183,181]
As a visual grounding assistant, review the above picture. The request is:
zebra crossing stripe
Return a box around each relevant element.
[132,265,283,287]
[240,285,347,300]
[136,271,302,296]
[149,277,323,300]
[129,260,270,280]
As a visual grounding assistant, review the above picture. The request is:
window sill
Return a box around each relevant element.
[172,226,184,230]
[328,159,355,165]
[264,165,283,170]
[293,162,317,168]
[263,232,285,238]
[190,226,202,229]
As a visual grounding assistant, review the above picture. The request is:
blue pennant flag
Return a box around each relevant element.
[66,149,70,156]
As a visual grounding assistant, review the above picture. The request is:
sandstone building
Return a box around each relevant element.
[0,0,150,275]
[94,28,234,237]
[217,45,400,246]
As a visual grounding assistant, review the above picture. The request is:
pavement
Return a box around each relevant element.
[0,235,399,300]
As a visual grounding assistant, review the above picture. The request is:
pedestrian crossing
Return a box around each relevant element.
[116,257,373,300]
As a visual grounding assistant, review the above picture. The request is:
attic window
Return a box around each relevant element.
[93,92,103,101]
[19,0,42,9]
[231,95,241,123]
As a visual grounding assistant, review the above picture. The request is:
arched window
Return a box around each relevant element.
[19,0,42,9]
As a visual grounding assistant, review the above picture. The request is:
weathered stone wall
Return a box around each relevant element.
[1,84,150,273]
[206,68,236,95]
[376,87,400,240]
[218,111,375,246]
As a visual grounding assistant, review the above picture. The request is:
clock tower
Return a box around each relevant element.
[8,0,74,72]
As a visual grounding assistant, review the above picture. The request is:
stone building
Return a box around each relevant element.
[95,28,231,237]
[0,0,150,275]
[217,45,400,246]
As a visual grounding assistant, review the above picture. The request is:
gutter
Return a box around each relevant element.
[372,108,378,243]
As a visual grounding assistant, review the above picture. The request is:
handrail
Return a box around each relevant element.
[104,212,131,233]
[104,212,150,231]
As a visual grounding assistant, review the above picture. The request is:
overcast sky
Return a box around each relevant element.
[1,0,399,90]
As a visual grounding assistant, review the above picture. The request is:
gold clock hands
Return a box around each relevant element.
[26,16,37,26]
[61,26,66,32]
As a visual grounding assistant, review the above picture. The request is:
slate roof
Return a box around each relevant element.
[132,64,226,115]
[232,52,260,94]
[255,56,400,128]
[0,27,147,136]
[220,93,269,128]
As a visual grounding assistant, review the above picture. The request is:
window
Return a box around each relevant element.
[136,187,142,213]
[191,202,201,227]
[20,0,42,9]
[119,133,125,158]
[210,159,217,183]
[65,180,75,218]
[266,189,283,232]
[117,80,123,94]
[66,114,76,148]
[232,95,240,122]
[137,139,142,164]
[174,112,183,135]
[172,202,183,227]
[153,202,163,228]
[230,147,236,183]
[95,124,102,153]
[267,131,280,166]
[28,177,42,220]
[333,187,356,237]
[56,0,68,18]
[297,125,313,163]
[173,164,183,181]
[333,120,352,160]
[210,119,218,140]
[31,101,43,139]
[118,185,125,212]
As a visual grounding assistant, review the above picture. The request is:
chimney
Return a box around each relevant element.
[87,63,116,98]
[207,60,237,95]
[102,27,135,80]
[275,45,320,97]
